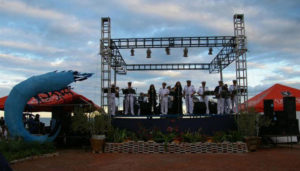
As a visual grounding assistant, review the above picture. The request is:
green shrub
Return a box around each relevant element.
[0,139,55,162]
[212,131,227,143]
[71,110,112,136]
[106,128,138,143]
[235,108,272,137]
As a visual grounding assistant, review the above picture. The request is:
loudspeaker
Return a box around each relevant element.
[287,119,299,135]
[276,111,287,122]
[264,99,274,120]
[283,96,296,120]
[209,101,217,114]
[193,102,206,114]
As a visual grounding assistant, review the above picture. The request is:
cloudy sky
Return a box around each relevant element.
[0,0,300,106]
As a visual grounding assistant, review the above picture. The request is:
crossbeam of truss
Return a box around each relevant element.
[111,36,235,49]
[126,63,210,71]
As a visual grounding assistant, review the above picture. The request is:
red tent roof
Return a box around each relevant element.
[0,89,100,112]
[247,84,300,112]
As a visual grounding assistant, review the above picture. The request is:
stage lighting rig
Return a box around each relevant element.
[146,48,151,58]
[208,47,213,55]
[165,47,170,55]
[183,47,188,57]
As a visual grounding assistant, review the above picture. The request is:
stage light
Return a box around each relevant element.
[165,47,170,55]
[130,48,134,56]
[183,47,188,57]
[208,47,213,55]
[146,48,151,58]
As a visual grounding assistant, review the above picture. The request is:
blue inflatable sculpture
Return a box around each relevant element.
[4,71,93,142]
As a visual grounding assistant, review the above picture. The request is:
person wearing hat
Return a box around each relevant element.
[224,84,231,114]
[214,81,226,114]
[159,82,169,114]
[183,80,196,114]
[198,81,210,114]
[125,82,135,115]
[229,80,238,113]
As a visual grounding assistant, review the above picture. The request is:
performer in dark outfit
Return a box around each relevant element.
[147,84,157,115]
[173,81,183,114]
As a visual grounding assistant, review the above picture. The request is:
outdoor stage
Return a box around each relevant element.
[112,114,237,136]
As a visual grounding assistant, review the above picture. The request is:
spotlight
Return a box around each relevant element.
[183,47,188,57]
[130,48,134,56]
[165,47,170,55]
[208,47,213,55]
[146,48,151,58]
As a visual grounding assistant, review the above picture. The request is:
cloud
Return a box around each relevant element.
[0,0,299,106]
[0,40,64,54]
[248,62,266,69]
[0,0,96,35]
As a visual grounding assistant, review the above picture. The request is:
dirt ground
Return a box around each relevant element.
[11,145,300,171]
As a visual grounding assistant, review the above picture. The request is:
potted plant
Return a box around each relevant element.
[89,111,111,153]
[71,110,111,153]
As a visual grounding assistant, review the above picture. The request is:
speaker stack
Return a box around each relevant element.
[283,97,299,134]
[263,97,299,135]
[264,99,274,120]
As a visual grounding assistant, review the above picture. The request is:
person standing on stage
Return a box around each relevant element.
[148,84,157,115]
[138,92,147,115]
[167,86,174,114]
[125,82,135,115]
[159,82,169,114]
[214,81,227,115]
[173,81,183,114]
[198,81,210,114]
[183,80,196,114]
[224,84,231,114]
[229,80,238,113]
[109,84,118,116]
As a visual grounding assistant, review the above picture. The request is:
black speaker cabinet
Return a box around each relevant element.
[276,111,287,122]
[283,96,296,120]
[264,99,274,120]
[287,119,299,134]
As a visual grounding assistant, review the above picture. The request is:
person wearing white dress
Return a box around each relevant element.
[125,82,135,115]
[229,80,238,113]
[109,84,118,116]
[214,81,226,115]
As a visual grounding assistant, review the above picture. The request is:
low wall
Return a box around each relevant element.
[105,141,248,154]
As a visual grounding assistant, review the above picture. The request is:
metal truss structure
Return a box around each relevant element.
[100,14,248,114]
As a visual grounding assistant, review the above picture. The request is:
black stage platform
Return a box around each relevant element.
[112,114,237,136]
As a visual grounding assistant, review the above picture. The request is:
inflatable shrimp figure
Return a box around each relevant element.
[4,71,93,142]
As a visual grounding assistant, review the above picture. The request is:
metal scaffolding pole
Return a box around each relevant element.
[234,14,248,112]
[100,17,112,114]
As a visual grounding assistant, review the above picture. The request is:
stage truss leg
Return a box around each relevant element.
[234,14,248,112]
[100,17,112,114]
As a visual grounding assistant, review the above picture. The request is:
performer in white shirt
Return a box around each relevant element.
[125,82,135,115]
[224,84,231,114]
[159,82,169,114]
[214,81,227,115]
[198,81,210,114]
[183,80,196,114]
[229,80,238,113]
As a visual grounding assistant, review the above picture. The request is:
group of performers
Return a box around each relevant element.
[108,80,239,116]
